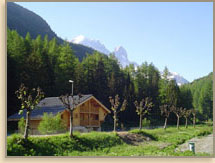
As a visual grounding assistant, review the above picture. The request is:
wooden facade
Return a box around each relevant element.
[9,95,110,133]
[24,96,110,132]
[61,98,109,129]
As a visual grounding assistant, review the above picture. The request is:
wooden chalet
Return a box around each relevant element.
[8,95,111,133]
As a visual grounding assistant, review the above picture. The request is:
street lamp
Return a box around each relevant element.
[69,80,74,96]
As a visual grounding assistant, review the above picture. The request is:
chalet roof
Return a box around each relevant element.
[8,94,93,120]
[8,94,111,121]
[8,106,65,120]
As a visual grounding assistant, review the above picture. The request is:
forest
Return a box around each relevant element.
[7,28,213,128]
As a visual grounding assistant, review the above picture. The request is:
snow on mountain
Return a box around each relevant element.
[161,71,189,86]
[71,35,188,86]
[71,35,138,67]
[113,46,131,67]
[72,35,110,55]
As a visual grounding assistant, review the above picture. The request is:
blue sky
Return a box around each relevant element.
[16,2,213,82]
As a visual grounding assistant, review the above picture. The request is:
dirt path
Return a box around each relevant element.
[176,134,213,154]
[117,131,151,145]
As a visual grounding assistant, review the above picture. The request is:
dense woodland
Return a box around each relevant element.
[7,28,213,128]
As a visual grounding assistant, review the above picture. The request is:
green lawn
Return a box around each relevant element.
[7,125,212,156]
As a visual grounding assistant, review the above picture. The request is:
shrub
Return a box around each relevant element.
[18,117,25,134]
[38,113,67,134]
[142,118,150,128]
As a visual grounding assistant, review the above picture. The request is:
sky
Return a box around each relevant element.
[16,2,213,82]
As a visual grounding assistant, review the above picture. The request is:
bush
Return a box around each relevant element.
[7,132,123,156]
[18,117,25,134]
[38,113,67,134]
[142,118,150,128]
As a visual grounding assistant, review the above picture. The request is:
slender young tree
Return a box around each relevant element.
[109,95,127,132]
[171,106,184,129]
[183,109,191,128]
[59,94,82,138]
[134,97,153,130]
[160,104,171,130]
[191,109,197,128]
[15,83,44,140]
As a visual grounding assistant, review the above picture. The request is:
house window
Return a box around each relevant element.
[95,115,99,120]
[75,113,78,119]
[91,114,99,120]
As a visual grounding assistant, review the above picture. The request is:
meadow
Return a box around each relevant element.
[7,124,212,156]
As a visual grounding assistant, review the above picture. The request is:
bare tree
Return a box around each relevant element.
[59,94,81,137]
[160,104,171,130]
[15,84,44,140]
[191,109,197,128]
[182,109,191,128]
[109,95,127,132]
[134,97,153,130]
[171,106,184,129]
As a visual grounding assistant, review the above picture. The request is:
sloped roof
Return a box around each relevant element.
[37,94,92,107]
[8,106,65,120]
[8,94,93,121]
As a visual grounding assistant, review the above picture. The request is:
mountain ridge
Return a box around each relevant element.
[72,35,189,85]
[7,2,95,61]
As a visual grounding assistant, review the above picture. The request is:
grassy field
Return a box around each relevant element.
[7,125,212,156]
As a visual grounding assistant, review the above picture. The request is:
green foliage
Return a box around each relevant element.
[7,27,212,127]
[7,125,212,156]
[142,118,150,128]
[7,132,123,156]
[7,2,95,61]
[18,117,25,134]
[181,72,213,121]
[38,113,67,134]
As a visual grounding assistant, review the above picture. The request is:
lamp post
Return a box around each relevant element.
[68,80,74,134]
[69,80,73,96]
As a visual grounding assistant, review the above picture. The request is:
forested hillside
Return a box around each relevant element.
[7,2,95,60]
[180,73,213,121]
[7,29,213,127]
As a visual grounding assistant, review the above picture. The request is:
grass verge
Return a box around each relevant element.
[7,125,212,156]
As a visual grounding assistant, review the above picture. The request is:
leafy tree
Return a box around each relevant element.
[191,109,197,128]
[160,104,171,130]
[59,94,81,137]
[182,109,191,128]
[134,97,153,130]
[15,84,44,139]
[109,95,127,132]
[171,106,184,129]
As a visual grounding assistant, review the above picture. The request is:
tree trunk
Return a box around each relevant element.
[24,111,30,140]
[139,114,142,130]
[193,116,196,128]
[113,112,117,132]
[185,118,188,128]
[164,117,167,130]
[177,116,180,129]
[69,110,73,138]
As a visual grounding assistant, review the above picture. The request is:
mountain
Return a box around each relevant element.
[72,35,138,67]
[161,71,189,86]
[72,35,110,55]
[7,2,95,60]
[113,46,130,67]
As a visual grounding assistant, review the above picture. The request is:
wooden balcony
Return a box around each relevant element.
[80,120,89,126]
[80,120,99,127]
[90,120,99,126]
